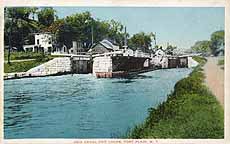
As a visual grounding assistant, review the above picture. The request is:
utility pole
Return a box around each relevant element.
[91,23,94,47]
[85,19,94,48]
[7,8,14,65]
[124,26,127,50]
[154,32,157,48]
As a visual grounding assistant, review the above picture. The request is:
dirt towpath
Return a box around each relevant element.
[203,57,224,107]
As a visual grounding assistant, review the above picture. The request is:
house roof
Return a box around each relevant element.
[91,39,119,51]
[100,39,120,50]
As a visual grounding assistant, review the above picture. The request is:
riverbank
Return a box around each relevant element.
[4,52,61,73]
[4,59,50,73]
[204,57,224,107]
[128,56,224,138]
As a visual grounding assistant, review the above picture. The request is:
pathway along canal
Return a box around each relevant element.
[4,68,192,138]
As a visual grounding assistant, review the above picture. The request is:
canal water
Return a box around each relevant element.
[4,68,192,139]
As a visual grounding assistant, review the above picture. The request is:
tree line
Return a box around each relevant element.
[191,30,224,56]
[4,7,162,53]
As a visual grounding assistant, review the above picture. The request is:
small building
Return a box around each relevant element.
[151,48,167,68]
[53,44,69,54]
[23,33,53,53]
[123,48,134,56]
[154,48,166,56]
[88,39,119,54]
[69,41,85,55]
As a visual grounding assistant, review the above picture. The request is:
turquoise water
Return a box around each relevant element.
[4,68,192,139]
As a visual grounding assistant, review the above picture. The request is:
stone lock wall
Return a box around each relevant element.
[27,57,71,76]
[92,56,113,75]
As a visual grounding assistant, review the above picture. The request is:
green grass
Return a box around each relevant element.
[4,51,46,60]
[4,58,51,73]
[218,59,224,66]
[4,51,65,73]
[128,57,224,139]
[192,56,207,65]
[4,52,53,73]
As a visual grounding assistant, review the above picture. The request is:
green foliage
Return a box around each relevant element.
[55,12,126,49]
[37,7,56,27]
[218,59,224,66]
[210,30,224,55]
[165,44,177,55]
[191,30,224,55]
[3,51,56,73]
[4,7,40,50]
[4,59,50,73]
[6,7,31,20]
[4,57,48,73]
[191,40,211,54]
[192,56,207,66]
[57,11,94,48]
[128,57,224,138]
[128,32,154,52]
[107,20,126,47]
[4,51,45,60]
[4,7,155,52]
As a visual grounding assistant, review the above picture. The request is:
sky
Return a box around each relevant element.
[54,7,224,50]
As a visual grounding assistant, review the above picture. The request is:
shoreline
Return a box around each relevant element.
[128,56,224,138]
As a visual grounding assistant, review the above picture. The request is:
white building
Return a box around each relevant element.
[123,48,134,56]
[23,33,53,53]
[151,48,168,68]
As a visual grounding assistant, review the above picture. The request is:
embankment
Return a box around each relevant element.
[128,56,224,138]
[4,57,71,80]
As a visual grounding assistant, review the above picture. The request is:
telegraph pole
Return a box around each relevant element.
[6,8,14,65]
[91,24,94,47]
[124,26,127,50]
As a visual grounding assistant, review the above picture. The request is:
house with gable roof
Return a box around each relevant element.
[88,39,120,54]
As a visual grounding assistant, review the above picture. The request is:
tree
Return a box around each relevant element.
[165,44,177,55]
[93,20,110,43]
[55,12,126,49]
[59,11,93,48]
[37,7,56,27]
[210,30,224,55]
[191,40,211,54]
[107,20,125,47]
[30,7,38,20]
[128,32,154,52]
[4,7,39,50]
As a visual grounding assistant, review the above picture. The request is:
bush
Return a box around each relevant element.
[128,56,224,138]
[218,59,224,66]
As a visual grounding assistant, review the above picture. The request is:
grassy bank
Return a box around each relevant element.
[128,56,224,138]
[4,59,50,73]
[4,51,46,60]
[4,52,53,73]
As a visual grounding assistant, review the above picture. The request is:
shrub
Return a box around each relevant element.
[128,56,224,139]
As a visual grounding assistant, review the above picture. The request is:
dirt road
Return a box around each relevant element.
[203,57,224,107]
